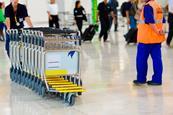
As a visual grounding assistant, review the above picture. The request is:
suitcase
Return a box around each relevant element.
[124,28,138,44]
[82,24,98,41]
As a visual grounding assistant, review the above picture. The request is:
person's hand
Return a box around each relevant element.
[158,29,165,35]
[127,18,130,25]
[155,29,164,35]
[30,25,33,28]
[49,16,52,20]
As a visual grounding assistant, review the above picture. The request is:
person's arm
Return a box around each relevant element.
[97,11,99,22]
[5,7,10,30]
[144,5,164,35]
[22,5,33,27]
[5,18,10,30]
[47,11,52,20]
[126,11,130,24]
[82,7,87,22]
[149,24,164,35]
[125,3,130,24]
[25,17,33,27]
[47,5,52,20]
[109,4,115,19]
[97,4,100,22]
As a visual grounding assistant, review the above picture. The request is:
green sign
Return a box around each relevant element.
[91,0,97,24]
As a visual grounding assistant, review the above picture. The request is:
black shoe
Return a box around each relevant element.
[166,42,171,47]
[147,81,162,86]
[133,80,146,85]
[104,39,108,42]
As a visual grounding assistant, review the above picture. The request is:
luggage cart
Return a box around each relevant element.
[9,28,85,106]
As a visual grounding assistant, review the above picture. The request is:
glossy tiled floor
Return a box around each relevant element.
[1,27,173,115]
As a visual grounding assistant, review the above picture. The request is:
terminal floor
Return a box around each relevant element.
[1,30,173,115]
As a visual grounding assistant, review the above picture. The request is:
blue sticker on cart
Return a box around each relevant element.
[68,51,75,58]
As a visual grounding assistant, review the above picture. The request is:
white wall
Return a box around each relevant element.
[27,0,48,24]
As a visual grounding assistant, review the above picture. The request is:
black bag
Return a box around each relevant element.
[120,2,127,17]
[83,14,87,22]
[82,25,97,41]
[124,28,138,44]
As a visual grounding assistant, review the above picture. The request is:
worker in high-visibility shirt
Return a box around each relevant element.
[133,0,165,85]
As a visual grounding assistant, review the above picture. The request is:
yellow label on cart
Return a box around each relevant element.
[45,70,68,76]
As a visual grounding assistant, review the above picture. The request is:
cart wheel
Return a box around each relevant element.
[71,77,75,83]
[17,70,20,83]
[80,79,83,86]
[10,67,14,81]
[24,74,28,87]
[60,93,65,100]
[26,74,30,87]
[24,75,28,87]
[10,69,14,81]
[18,72,22,85]
[77,79,83,96]
[77,92,82,96]
[41,85,46,97]
[22,73,26,85]
[37,81,42,94]
[64,93,69,103]
[21,71,25,85]
[34,79,39,93]
[28,76,33,89]
[14,69,18,83]
[20,72,23,85]
[38,82,43,95]
[39,81,44,95]
[12,70,16,81]
[67,76,70,81]
[31,79,35,91]
[28,77,31,89]
[68,94,75,106]
[56,92,60,97]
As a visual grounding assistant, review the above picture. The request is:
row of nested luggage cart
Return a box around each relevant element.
[9,27,86,106]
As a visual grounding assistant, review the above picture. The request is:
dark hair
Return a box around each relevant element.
[75,0,80,8]
[0,2,3,9]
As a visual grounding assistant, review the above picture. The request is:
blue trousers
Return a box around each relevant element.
[136,43,163,84]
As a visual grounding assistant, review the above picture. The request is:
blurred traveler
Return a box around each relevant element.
[166,0,173,47]
[134,0,165,85]
[0,0,5,41]
[97,0,114,42]
[47,0,59,28]
[125,0,138,29]
[74,0,87,36]
[135,0,145,21]
[5,0,33,57]
[108,0,119,31]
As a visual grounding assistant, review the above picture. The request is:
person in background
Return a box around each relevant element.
[125,0,138,29]
[5,0,33,57]
[108,0,119,31]
[135,0,145,21]
[0,0,5,41]
[47,0,59,28]
[133,0,165,85]
[166,0,173,47]
[74,0,87,36]
[97,0,114,42]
